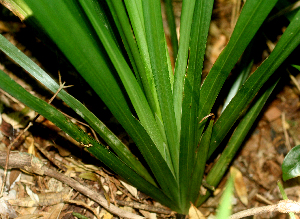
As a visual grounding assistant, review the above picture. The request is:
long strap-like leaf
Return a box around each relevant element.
[0,33,156,186]
[77,0,166,159]
[173,0,196,133]
[178,0,214,211]
[0,69,179,211]
[196,78,279,206]
[76,0,180,201]
[1,0,179,205]
[209,8,300,157]
[142,0,179,180]
[198,0,278,127]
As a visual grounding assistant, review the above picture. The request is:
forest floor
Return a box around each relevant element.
[0,1,300,219]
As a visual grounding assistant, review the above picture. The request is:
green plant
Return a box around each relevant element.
[216,177,234,219]
[1,0,300,215]
[282,144,300,181]
[281,65,300,182]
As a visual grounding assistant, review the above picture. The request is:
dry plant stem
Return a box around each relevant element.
[289,72,300,92]
[255,194,274,205]
[230,200,300,219]
[199,113,215,124]
[0,151,144,219]
[9,190,69,207]
[61,112,100,142]
[281,112,291,151]
[115,200,173,215]
[34,143,67,172]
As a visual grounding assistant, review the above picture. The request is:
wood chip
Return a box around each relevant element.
[264,107,281,122]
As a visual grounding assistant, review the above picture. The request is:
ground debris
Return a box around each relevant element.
[9,191,69,207]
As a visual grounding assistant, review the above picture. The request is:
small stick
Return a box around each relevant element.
[61,112,100,142]
[289,72,300,92]
[0,151,144,219]
[255,193,274,205]
[34,142,67,172]
[281,112,291,151]
[199,113,215,124]
[230,199,300,219]
[115,200,173,215]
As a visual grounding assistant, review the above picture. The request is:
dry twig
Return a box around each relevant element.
[281,112,291,151]
[230,199,300,219]
[0,151,144,219]
[116,200,173,215]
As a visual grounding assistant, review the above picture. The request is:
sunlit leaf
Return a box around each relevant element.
[282,145,300,181]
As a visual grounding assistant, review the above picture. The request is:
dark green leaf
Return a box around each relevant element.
[142,0,179,179]
[189,119,213,205]
[173,0,196,131]
[198,0,278,127]
[77,0,166,159]
[292,65,300,71]
[209,8,300,157]
[0,33,156,186]
[0,69,178,210]
[196,78,279,206]
[4,0,182,201]
[178,0,213,210]
[124,0,162,119]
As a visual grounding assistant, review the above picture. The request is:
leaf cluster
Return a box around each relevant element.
[0,0,300,214]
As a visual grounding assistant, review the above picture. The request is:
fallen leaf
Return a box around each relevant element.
[46,203,64,219]
[120,180,138,199]
[25,136,36,156]
[25,186,39,203]
[9,169,21,189]
[52,144,71,157]
[99,208,113,219]
[140,210,157,219]
[230,166,248,206]
[79,172,98,181]
[188,203,205,219]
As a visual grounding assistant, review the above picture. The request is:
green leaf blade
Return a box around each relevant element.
[173,0,196,133]
[196,78,279,206]
[0,69,179,210]
[216,177,234,219]
[142,0,179,178]
[209,8,300,157]
[189,119,213,204]
[198,0,278,125]
[282,145,300,181]
[178,0,214,210]
[75,2,182,196]
[1,1,180,204]
[0,33,156,186]
[77,0,167,156]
